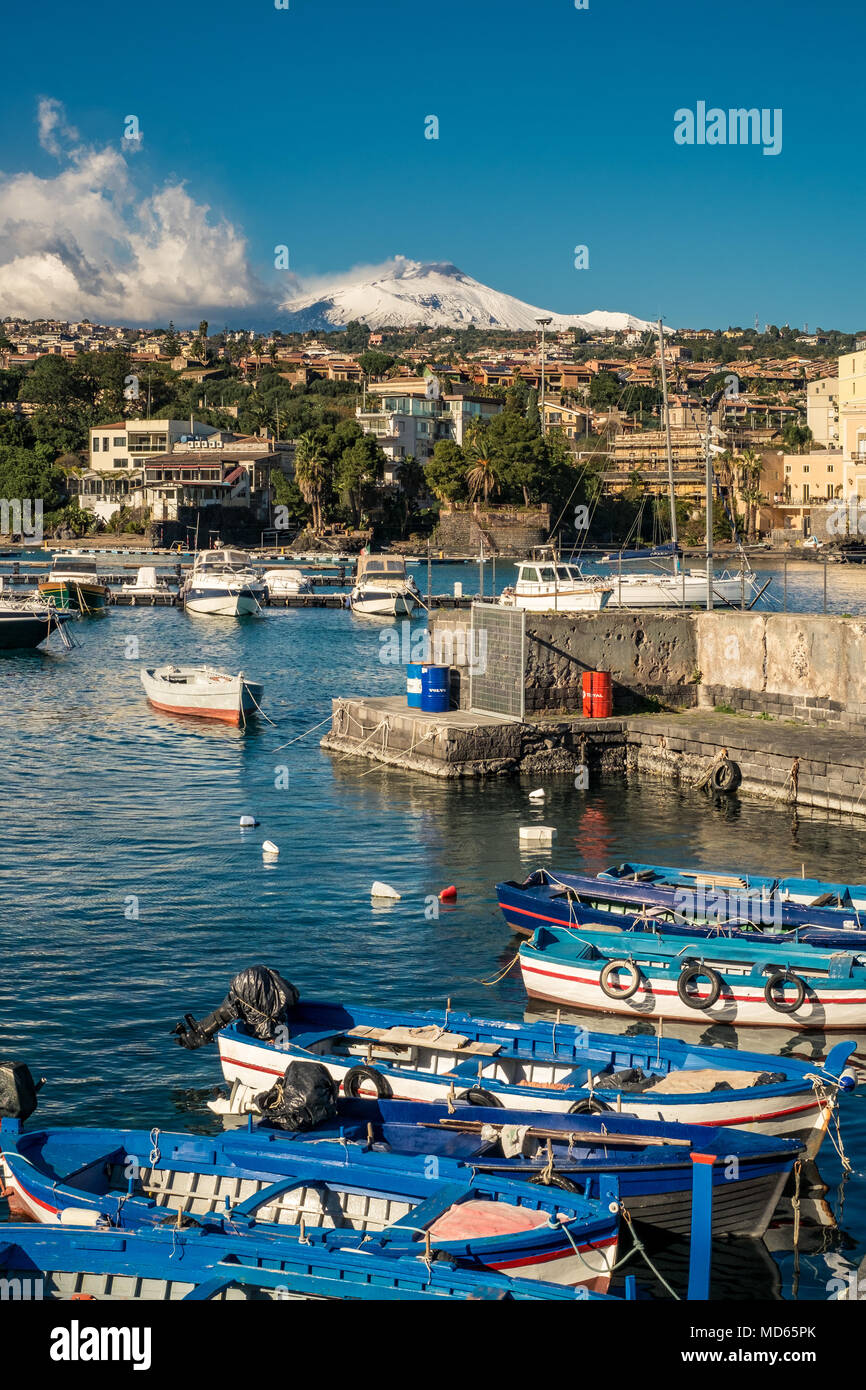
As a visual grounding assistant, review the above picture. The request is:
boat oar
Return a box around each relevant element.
[419,1119,693,1148]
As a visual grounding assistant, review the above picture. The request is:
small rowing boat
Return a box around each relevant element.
[519,923,866,1030]
[140,665,263,726]
[0,1220,613,1301]
[171,972,855,1154]
[600,860,866,913]
[0,1118,620,1290]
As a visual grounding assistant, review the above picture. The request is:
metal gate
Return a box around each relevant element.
[468,603,526,719]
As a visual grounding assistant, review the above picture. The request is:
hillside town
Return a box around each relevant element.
[1,312,862,552]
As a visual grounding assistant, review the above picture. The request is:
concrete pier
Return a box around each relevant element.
[321,697,866,815]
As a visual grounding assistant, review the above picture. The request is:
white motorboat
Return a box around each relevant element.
[499,558,612,613]
[141,665,264,726]
[261,567,313,597]
[182,549,266,617]
[350,553,419,617]
[120,566,176,602]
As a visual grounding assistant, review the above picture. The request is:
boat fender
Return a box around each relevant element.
[59,1208,104,1227]
[454,1086,504,1108]
[711,759,742,793]
[840,1068,858,1091]
[529,1171,581,1193]
[677,963,722,1010]
[599,959,642,1001]
[342,1065,393,1100]
[567,1098,611,1115]
[763,969,806,1014]
[0,1061,39,1121]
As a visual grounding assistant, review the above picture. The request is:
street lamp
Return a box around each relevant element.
[536,317,552,434]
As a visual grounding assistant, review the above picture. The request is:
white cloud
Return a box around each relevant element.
[0,100,269,324]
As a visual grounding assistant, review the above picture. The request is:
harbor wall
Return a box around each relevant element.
[430,504,550,557]
[428,608,866,727]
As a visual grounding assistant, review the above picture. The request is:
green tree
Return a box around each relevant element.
[465,425,501,503]
[293,432,329,534]
[336,433,385,527]
[424,439,468,502]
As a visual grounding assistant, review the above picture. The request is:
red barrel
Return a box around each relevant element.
[581,671,594,718]
[591,671,613,718]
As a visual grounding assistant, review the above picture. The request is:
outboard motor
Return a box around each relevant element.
[256,1061,339,1131]
[172,966,299,1050]
[0,1061,40,1122]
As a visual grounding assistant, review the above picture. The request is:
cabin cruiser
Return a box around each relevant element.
[499,559,612,613]
[261,567,313,597]
[181,549,266,617]
[350,553,419,617]
[37,553,110,612]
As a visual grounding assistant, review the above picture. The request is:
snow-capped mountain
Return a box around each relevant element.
[278,258,657,334]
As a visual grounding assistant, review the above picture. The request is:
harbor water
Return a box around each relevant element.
[2,560,866,1300]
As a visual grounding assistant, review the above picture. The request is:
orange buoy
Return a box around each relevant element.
[439,885,458,903]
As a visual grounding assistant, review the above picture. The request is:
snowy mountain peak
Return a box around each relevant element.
[278,258,658,335]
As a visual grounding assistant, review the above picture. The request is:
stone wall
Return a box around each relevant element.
[428,607,866,727]
[431,504,550,556]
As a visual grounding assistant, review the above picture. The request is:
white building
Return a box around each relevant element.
[357,380,504,467]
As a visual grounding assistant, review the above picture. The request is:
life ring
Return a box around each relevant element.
[677,963,722,1010]
[455,1086,504,1108]
[599,959,642,1001]
[712,759,742,793]
[764,970,806,1014]
[567,1097,611,1115]
[342,1065,393,1099]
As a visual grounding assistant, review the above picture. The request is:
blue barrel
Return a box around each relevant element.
[420,664,450,713]
[406,662,423,708]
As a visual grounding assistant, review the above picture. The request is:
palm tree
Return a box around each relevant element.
[465,425,500,504]
[737,448,764,539]
[294,432,327,534]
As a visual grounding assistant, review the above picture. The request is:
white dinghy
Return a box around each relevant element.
[141,665,264,726]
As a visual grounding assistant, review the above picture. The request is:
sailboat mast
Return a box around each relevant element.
[657,318,678,575]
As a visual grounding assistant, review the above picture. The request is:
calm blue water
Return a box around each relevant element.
[2,563,866,1300]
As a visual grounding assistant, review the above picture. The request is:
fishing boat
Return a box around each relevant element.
[600,860,866,914]
[261,567,313,597]
[0,1119,620,1290]
[140,665,263,725]
[37,553,110,613]
[173,987,853,1153]
[496,868,866,950]
[182,549,265,617]
[119,566,175,603]
[0,1220,613,1302]
[519,923,866,1030]
[498,553,612,613]
[350,553,419,617]
[0,597,73,650]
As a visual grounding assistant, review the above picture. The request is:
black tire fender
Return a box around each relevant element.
[342,1065,393,1099]
[712,759,742,793]
[599,958,642,1001]
[454,1086,504,1108]
[567,1097,611,1115]
[764,970,806,1014]
[677,963,722,1010]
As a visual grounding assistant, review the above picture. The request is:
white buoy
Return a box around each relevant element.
[371,881,401,900]
[240,815,258,828]
[262,840,280,859]
[518,825,557,847]
[528,788,545,803]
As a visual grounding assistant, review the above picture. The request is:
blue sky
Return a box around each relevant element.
[1,0,864,329]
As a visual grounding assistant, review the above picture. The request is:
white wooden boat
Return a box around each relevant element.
[182,550,265,617]
[141,665,263,725]
[350,554,419,617]
[262,567,313,597]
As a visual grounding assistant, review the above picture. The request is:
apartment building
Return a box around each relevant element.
[838,349,866,497]
[806,377,839,448]
[357,380,503,463]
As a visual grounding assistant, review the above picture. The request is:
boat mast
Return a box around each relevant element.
[657,318,678,575]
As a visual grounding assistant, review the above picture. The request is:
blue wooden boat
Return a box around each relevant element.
[0,1102,802,1242]
[600,861,866,913]
[180,994,854,1154]
[0,1222,619,1301]
[519,923,866,1031]
[496,868,866,949]
[0,1118,620,1290]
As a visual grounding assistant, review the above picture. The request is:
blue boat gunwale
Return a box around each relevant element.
[218,999,856,1106]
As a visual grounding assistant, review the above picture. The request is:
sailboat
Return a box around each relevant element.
[572,320,760,610]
